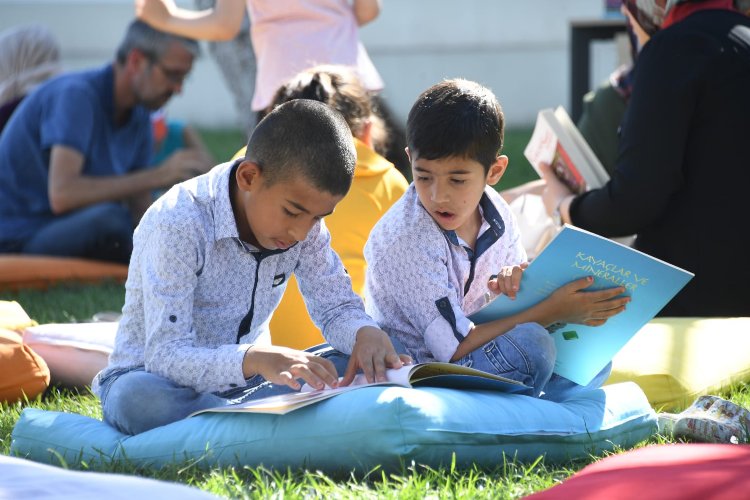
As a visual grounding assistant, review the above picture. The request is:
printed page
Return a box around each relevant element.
[300,365,413,393]
[553,106,610,188]
[524,109,588,194]
[189,390,333,416]
[406,362,529,392]
[523,110,558,172]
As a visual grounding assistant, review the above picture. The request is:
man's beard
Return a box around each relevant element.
[140,91,173,111]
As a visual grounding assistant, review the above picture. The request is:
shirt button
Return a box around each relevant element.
[169,315,177,323]
[229,383,238,388]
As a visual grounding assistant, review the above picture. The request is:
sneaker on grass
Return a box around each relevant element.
[658,395,750,444]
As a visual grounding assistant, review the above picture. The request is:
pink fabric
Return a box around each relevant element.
[247,0,383,111]
[527,444,750,500]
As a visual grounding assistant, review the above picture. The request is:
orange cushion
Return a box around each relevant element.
[0,255,128,291]
[0,328,50,403]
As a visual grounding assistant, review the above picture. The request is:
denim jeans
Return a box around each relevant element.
[541,361,612,403]
[455,322,611,400]
[98,343,356,435]
[10,203,133,263]
[455,322,555,397]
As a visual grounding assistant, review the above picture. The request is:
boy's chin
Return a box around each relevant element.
[431,214,460,232]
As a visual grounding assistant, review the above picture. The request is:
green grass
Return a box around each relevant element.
[199,128,248,163]
[3,282,750,498]
[501,127,538,189]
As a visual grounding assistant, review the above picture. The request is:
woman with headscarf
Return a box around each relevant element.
[0,24,61,133]
[541,0,750,316]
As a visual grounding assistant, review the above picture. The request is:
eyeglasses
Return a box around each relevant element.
[149,58,190,85]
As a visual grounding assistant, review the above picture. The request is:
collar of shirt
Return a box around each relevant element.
[442,189,506,260]
[212,160,244,243]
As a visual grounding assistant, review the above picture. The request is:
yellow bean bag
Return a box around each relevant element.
[606,317,750,411]
[0,255,128,291]
[0,300,37,331]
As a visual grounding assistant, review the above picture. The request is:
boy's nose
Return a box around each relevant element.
[287,220,311,243]
[430,183,449,203]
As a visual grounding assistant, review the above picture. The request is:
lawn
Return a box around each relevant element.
[2,128,745,498]
[4,282,749,498]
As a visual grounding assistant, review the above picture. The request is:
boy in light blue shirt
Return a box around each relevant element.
[94,100,406,434]
[364,79,629,400]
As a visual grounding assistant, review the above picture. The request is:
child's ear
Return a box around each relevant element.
[358,120,374,149]
[405,147,412,163]
[486,155,509,186]
[236,160,263,192]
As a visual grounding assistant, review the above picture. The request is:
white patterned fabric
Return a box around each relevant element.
[93,161,375,395]
[364,185,526,363]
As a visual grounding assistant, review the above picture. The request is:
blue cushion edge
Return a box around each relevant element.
[10,382,657,471]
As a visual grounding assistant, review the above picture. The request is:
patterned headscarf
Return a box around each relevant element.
[623,0,737,35]
[621,0,680,35]
[0,24,61,105]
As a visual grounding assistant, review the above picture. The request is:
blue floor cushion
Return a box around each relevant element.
[11,382,656,472]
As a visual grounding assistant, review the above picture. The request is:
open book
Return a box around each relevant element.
[189,363,529,416]
[469,224,693,386]
[524,106,609,194]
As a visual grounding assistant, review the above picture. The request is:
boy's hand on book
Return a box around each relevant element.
[542,276,631,327]
[488,263,528,300]
[243,345,340,391]
[341,327,411,386]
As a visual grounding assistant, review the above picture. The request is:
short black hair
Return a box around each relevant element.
[115,20,200,64]
[245,99,356,196]
[406,79,504,173]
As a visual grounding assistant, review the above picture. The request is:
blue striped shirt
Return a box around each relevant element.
[364,185,526,363]
[93,161,376,394]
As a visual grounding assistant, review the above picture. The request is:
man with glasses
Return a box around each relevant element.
[0,20,204,263]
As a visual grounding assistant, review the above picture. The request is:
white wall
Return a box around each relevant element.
[0,0,624,128]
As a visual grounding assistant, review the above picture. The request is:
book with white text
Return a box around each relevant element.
[524,106,610,194]
[469,225,693,385]
[189,362,530,416]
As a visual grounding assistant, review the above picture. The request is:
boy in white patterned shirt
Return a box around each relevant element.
[93,99,405,434]
[364,79,629,400]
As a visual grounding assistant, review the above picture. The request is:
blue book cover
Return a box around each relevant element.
[469,225,693,386]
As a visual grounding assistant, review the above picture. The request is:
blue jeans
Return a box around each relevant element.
[98,343,355,435]
[2,203,133,264]
[455,322,611,401]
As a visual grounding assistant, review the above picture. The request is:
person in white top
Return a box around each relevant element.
[134,0,383,112]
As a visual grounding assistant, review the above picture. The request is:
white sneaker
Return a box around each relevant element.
[658,395,750,444]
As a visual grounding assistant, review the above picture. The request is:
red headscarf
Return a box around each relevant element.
[623,0,736,35]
